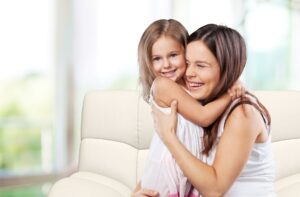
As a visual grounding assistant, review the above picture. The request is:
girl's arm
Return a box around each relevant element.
[152,77,231,127]
[152,100,264,197]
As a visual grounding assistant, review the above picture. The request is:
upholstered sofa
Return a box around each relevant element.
[48,90,300,197]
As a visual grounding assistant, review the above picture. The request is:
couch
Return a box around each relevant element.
[48,90,300,197]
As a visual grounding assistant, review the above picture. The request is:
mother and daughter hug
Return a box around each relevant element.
[132,19,275,197]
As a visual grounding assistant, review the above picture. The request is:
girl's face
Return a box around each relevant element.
[185,40,220,100]
[151,35,186,82]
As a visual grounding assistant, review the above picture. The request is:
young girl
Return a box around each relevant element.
[136,19,243,197]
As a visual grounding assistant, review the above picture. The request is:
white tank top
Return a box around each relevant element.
[204,97,276,197]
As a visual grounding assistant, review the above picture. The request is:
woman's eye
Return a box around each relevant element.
[170,53,178,58]
[197,64,205,68]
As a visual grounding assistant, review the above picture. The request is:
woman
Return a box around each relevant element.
[152,24,275,197]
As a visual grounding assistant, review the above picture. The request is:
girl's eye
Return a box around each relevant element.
[152,57,161,62]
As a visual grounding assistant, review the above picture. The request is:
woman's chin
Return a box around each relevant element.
[188,91,206,100]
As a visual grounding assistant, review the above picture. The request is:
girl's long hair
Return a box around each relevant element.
[138,19,188,102]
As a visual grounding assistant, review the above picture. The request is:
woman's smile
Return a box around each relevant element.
[185,80,204,91]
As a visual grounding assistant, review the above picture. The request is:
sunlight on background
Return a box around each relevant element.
[0,0,55,175]
[0,0,55,196]
[0,0,299,196]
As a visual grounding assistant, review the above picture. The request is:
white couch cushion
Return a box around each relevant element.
[275,174,300,197]
[79,138,137,189]
[49,172,131,197]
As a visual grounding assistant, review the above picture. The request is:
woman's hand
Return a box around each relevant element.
[228,79,246,100]
[151,100,178,144]
[131,188,158,197]
[131,182,158,197]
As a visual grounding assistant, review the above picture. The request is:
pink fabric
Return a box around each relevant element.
[168,188,202,197]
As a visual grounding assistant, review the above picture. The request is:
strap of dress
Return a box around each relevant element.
[217,95,271,137]
[227,100,269,125]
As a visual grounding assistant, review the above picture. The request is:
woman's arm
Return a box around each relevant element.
[152,77,231,127]
[152,101,264,197]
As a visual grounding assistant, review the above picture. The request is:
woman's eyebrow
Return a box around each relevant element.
[195,60,211,65]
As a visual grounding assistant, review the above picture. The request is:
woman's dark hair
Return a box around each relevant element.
[188,24,270,155]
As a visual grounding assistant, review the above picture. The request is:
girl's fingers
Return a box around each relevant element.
[228,89,235,100]
[236,86,242,98]
[242,86,246,96]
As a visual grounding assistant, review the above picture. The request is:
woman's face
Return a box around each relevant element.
[185,40,220,100]
[151,35,186,82]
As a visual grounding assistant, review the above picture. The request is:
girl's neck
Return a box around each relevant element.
[177,78,189,92]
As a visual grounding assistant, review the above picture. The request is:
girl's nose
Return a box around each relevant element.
[162,59,171,69]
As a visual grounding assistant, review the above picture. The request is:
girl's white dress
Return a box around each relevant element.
[141,93,203,197]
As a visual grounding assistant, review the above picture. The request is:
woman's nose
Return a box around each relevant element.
[186,65,196,77]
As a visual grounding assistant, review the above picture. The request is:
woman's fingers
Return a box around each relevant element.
[151,104,159,131]
[141,189,158,196]
[150,99,178,140]
[170,100,177,118]
[132,188,158,197]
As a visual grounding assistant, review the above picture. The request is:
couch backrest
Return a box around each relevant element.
[78,90,153,189]
[78,90,300,190]
[255,91,300,182]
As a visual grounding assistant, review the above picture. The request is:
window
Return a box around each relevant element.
[174,0,300,90]
[0,1,56,196]
[72,0,175,157]
[243,0,300,90]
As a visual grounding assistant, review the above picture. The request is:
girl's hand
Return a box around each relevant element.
[131,188,158,197]
[151,100,178,144]
[228,80,246,100]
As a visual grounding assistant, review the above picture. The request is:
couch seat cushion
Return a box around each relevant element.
[49,171,131,197]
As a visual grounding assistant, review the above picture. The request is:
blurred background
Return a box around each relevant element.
[0,0,299,196]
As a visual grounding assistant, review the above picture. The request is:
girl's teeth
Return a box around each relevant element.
[163,70,175,74]
[162,70,176,78]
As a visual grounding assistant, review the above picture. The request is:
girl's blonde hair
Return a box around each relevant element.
[138,19,188,102]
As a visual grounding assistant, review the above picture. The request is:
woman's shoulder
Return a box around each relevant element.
[227,93,267,119]
[224,95,268,134]
[231,99,257,116]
